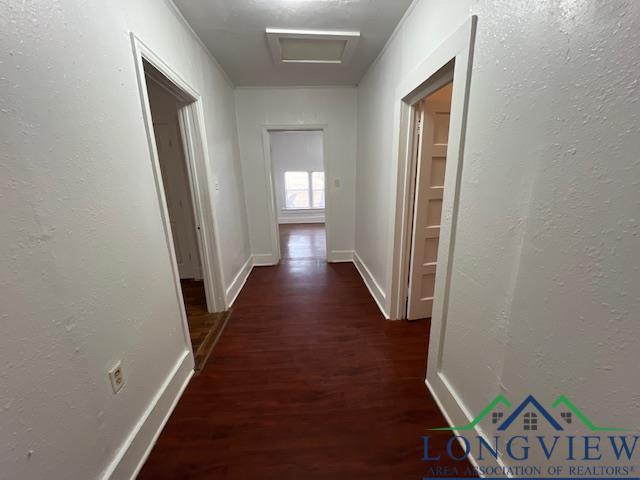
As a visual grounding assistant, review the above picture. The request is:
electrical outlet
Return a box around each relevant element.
[108,362,125,394]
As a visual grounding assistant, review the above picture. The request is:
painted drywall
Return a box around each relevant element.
[355,0,640,469]
[0,0,250,478]
[270,130,325,224]
[235,87,357,263]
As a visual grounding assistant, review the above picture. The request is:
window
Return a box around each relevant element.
[523,412,538,431]
[284,171,310,208]
[284,171,325,209]
[312,171,325,208]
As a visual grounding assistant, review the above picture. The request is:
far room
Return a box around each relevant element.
[269,129,327,262]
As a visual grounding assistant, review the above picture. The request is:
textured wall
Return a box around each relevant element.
[0,0,250,478]
[355,0,640,466]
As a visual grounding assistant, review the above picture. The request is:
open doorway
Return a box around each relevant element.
[144,74,229,370]
[388,17,477,325]
[146,81,203,282]
[132,35,228,372]
[264,128,328,263]
[143,65,228,371]
[406,81,453,320]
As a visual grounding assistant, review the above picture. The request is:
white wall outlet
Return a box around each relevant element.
[334,178,341,188]
[108,362,125,394]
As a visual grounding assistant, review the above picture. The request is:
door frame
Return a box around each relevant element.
[130,34,227,342]
[261,125,331,263]
[383,16,478,450]
[386,17,477,435]
[388,16,477,321]
[406,81,454,320]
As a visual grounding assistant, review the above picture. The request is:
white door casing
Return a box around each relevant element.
[387,18,483,466]
[407,95,451,320]
[153,123,202,279]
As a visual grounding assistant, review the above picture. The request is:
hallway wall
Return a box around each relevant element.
[235,87,357,264]
[355,0,640,468]
[0,0,250,478]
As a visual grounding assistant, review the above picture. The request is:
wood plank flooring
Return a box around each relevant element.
[181,279,229,372]
[140,223,472,479]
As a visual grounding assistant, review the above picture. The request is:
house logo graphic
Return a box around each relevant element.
[422,393,638,478]
[429,394,626,432]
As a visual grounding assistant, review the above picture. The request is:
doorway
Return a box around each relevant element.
[388,17,477,325]
[132,35,228,371]
[263,128,329,263]
[143,64,229,371]
[146,81,202,282]
[406,81,453,320]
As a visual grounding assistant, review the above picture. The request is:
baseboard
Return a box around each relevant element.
[425,378,505,478]
[252,253,279,267]
[327,250,354,263]
[103,351,194,480]
[225,256,254,308]
[278,215,325,224]
[352,251,389,319]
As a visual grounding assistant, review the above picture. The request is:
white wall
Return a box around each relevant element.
[356,0,640,469]
[235,87,357,264]
[270,130,325,224]
[0,0,250,478]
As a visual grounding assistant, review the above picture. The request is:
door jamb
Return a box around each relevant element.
[261,125,331,264]
[387,16,477,328]
[130,34,227,352]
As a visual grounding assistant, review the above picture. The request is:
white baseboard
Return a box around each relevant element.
[104,351,194,480]
[278,215,325,224]
[352,251,389,319]
[425,378,504,478]
[328,250,354,263]
[225,256,254,308]
[252,253,279,266]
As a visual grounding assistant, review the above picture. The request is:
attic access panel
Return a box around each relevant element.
[266,28,360,64]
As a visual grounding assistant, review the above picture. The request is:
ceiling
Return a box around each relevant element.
[173,0,414,87]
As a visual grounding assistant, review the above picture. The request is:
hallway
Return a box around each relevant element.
[279,223,326,261]
[139,224,467,479]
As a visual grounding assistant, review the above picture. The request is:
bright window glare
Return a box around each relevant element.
[284,171,325,209]
[312,172,325,208]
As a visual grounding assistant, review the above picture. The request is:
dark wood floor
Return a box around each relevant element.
[140,223,470,479]
[181,279,229,372]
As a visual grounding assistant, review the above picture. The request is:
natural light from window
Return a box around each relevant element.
[285,171,324,209]
[312,171,325,209]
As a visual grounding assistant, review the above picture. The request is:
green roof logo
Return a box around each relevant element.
[430,394,626,432]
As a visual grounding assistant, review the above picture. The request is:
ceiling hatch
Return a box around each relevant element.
[266,28,360,64]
